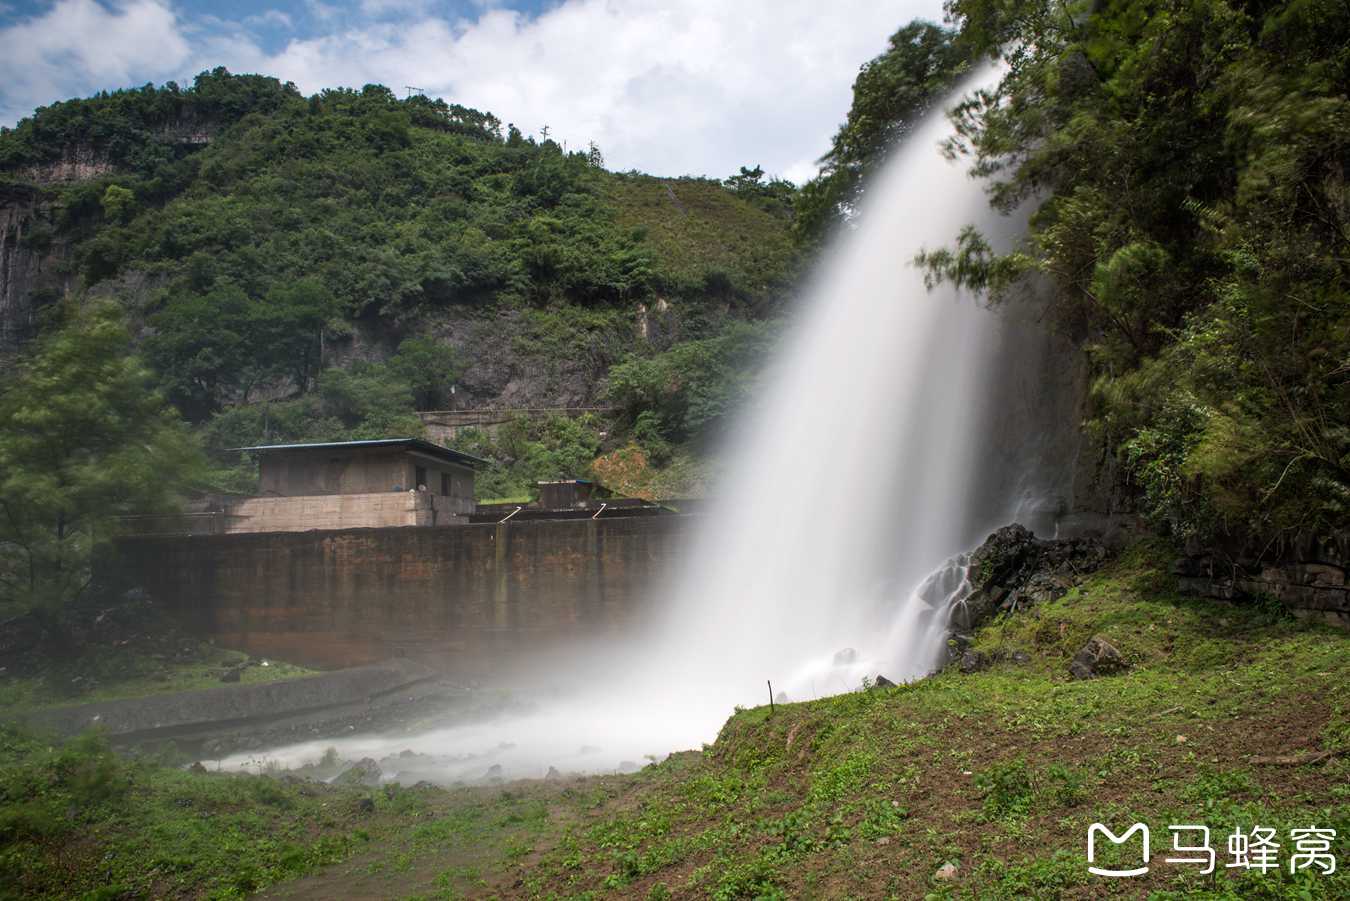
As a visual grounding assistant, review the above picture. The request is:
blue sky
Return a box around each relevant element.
[0,0,946,180]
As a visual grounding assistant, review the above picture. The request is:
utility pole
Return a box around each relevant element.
[404,86,425,99]
[540,124,551,141]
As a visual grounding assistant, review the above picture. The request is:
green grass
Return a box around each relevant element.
[604,174,797,300]
[1,540,1346,898]
[0,645,315,712]
[503,539,1350,898]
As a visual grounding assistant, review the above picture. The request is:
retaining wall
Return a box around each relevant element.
[108,516,692,670]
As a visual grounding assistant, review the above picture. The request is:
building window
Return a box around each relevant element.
[441,473,450,497]
[415,466,427,490]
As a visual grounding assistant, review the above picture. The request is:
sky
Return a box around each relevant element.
[0,0,948,182]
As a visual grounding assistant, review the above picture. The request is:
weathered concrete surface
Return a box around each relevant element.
[107,516,692,670]
[16,658,437,740]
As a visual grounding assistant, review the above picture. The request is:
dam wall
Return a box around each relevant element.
[108,516,693,670]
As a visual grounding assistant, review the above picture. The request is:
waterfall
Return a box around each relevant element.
[644,62,1029,696]
[225,64,1078,780]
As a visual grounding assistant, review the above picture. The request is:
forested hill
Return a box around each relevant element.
[0,69,798,497]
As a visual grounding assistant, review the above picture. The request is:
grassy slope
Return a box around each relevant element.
[604,175,797,301]
[2,542,1346,899]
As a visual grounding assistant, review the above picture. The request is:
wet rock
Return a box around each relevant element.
[959,650,987,674]
[355,797,375,815]
[952,524,1108,634]
[1069,636,1126,680]
[188,761,208,774]
[335,758,383,786]
[873,674,896,688]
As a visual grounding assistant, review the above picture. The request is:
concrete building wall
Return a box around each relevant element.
[108,516,692,671]
[222,492,464,533]
[257,446,474,511]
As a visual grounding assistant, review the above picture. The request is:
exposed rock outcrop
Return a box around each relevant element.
[949,524,1109,635]
[0,185,68,353]
[1173,535,1349,629]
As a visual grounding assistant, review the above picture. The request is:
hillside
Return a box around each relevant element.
[1,541,1345,898]
[0,70,799,498]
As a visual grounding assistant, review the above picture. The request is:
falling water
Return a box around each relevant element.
[225,64,1078,780]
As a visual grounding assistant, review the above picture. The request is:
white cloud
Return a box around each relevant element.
[258,0,947,180]
[1,0,949,181]
[243,9,295,31]
[0,0,190,120]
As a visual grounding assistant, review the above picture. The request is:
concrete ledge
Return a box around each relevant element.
[13,658,439,740]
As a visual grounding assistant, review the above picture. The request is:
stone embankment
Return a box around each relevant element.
[1172,538,1349,629]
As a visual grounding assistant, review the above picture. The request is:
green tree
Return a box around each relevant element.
[794,20,969,245]
[388,337,463,410]
[100,185,135,223]
[0,303,204,611]
[926,0,1350,544]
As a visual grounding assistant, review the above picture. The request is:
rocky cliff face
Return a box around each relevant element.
[1173,532,1350,629]
[0,186,67,354]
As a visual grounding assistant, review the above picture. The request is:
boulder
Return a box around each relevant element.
[1069,636,1126,680]
[873,674,896,688]
[958,650,987,674]
[335,758,382,786]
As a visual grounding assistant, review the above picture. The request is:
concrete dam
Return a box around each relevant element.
[109,516,690,672]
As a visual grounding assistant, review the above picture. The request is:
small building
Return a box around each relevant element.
[205,438,484,533]
[536,479,616,510]
[246,438,480,504]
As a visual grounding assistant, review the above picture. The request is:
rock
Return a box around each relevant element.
[483,763,503,780]
[873,674,896,688]
[1010,651,1031,665]
[355,797,375,815]
[944,631,974,668]
[934,861,959,881]
[335,758,383,787]
[219,667,241,683]
[188,761,208,774]
[959,650,987,674]
[1069,636,1126,679]
[950,524,1109,640]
